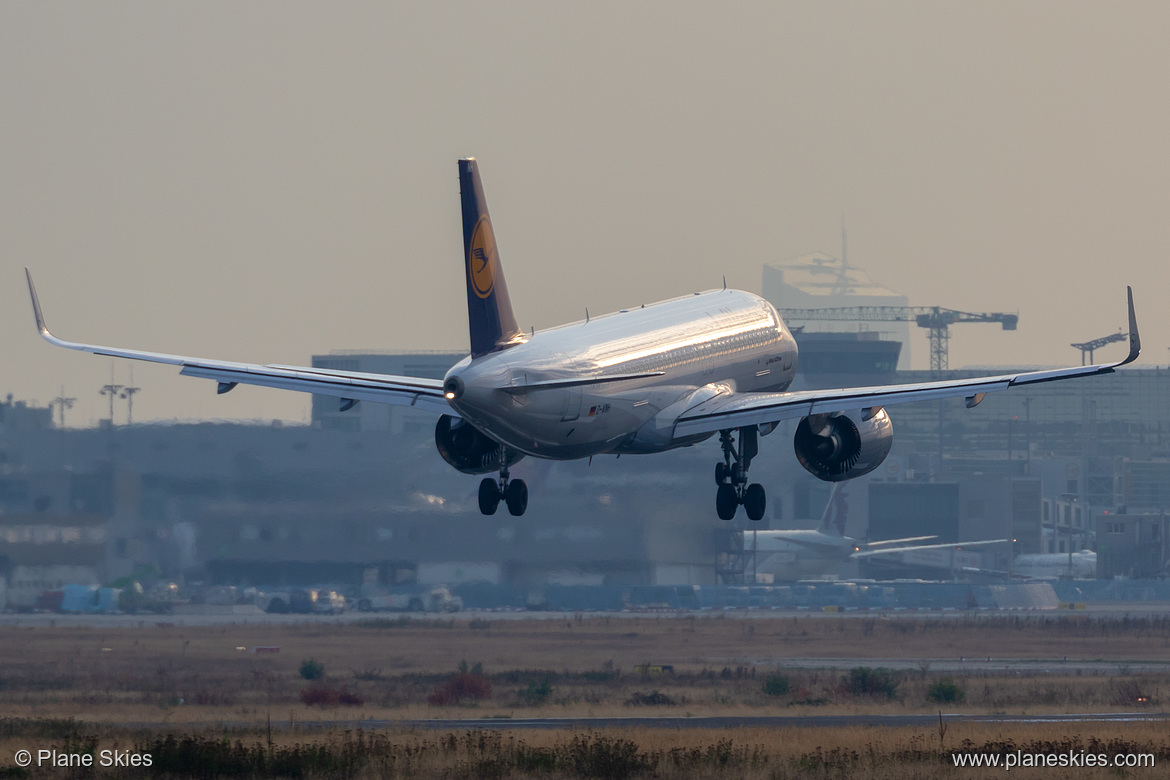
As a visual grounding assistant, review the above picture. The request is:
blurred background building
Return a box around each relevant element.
[3,254,1168,608]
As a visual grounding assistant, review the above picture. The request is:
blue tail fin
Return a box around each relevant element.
[459,158,522,359]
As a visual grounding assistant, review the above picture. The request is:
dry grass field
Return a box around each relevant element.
[1,720,1168,779]
[1,614,1168,725]
[2,615,1169,777]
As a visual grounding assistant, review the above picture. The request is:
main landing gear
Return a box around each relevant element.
[478,460,528,516]
[714,427,766,522]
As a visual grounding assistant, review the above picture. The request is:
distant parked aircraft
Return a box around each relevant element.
[1012,551,1098,579]
[749,485,1002,580]
[965,550,1099,580]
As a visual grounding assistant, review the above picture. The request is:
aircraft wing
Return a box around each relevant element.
[863,535,938,547]
[674,287,1140,438]
[25,270,453,416]
[850,539,1006,558]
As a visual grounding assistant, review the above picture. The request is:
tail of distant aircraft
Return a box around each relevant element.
[820,483,848,535]
[459,158,523,359]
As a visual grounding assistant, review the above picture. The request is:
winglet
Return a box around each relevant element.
[1120,285,1141,366]
[25,267,51,339]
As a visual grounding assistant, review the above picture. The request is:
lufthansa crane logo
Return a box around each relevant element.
[469,215,496,299]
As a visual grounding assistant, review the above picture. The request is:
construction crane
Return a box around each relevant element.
[1070,332,1127,366]
[782,306,1019,373]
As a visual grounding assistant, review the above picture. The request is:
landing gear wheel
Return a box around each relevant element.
[505,479,529,516]
[716,483,738,521]
[715,427,764,521]
[478,477,501,515]
[744,483,766,522]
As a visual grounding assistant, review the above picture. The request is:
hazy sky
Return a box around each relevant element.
[3,2,1167,427]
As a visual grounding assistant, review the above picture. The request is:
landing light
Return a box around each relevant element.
[443,376,465,400]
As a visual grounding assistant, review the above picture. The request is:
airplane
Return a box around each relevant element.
[750,532,1005,581]
[959,550,1099,580]
[1010,551,1098,580]
[748,485,1004,580]
[25,158,1142,520]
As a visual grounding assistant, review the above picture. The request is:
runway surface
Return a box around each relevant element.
[125,713,1168,732]
[711,657,1170,675]
[3,602,1169,628]
[356,713,1170,730]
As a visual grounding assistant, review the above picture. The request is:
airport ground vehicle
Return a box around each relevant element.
[356,586,462,613]
[261,588,345,615]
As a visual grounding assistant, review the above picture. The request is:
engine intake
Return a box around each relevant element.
[434,415,523,475]
[793,407,893,482]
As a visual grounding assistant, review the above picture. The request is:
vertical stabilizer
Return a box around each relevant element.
[459,158,522,358]
[820,484,849,536]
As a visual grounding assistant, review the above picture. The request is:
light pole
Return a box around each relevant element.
[99,384,124,424]
[50,387,75,428]
[120,386,141,425]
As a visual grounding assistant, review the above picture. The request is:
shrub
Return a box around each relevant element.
[1112,679,1154,706]
[624,690,677,706]
[299,658,325,681]
[789,686,831,706]
[926,678,965,704]
[842,667,899,699]
[762,674,790,697]
[299,685,364,708]
[428,671,493,706]
[524,678,554,704]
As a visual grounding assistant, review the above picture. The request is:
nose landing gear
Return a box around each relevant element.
[478,459,528,516]
[715,427,766,522]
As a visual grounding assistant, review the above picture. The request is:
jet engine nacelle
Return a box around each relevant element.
[793,407,893,482]
[434,415,523,475]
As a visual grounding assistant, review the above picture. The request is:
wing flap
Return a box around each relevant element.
[180,365,453,414]
[675,377,1013,436]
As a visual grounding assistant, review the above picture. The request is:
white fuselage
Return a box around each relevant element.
[749,530,860,580]
[1013,551,1098,579]
[444,289,797,459]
